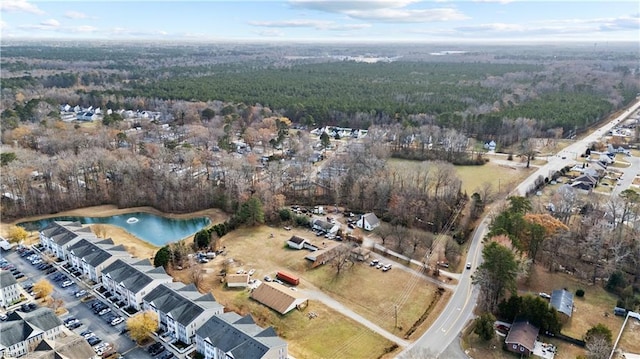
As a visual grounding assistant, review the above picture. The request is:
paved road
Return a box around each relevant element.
[516,100,640,196]
[398,98,640,359]
[398,216,488,358]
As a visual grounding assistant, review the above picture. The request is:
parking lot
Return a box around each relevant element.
[1,246,156,359]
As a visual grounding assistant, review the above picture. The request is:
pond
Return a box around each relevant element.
[19,212,210,246]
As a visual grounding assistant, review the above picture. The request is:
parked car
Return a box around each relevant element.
[369,259,379,266]
[74,290,87,298]
[61,280,73,288]
[98,308,111,316]
[111,317,124,326]
[87,337,102,346]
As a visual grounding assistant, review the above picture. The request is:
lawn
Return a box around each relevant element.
[196,225,441,337]
[519,264,636,349]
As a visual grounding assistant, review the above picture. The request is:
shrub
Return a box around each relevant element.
[576,289,585,297]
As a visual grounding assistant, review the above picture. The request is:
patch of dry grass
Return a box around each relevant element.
[170,260,398,359]
[520,264,633,344]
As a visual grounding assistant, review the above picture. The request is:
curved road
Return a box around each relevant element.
[399,98,640,358]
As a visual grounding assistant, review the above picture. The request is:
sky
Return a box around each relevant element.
[1,0,639,43]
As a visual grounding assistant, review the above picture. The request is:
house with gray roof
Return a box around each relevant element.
[311,219,339,235]
[1,270,21,308]
[21,335,96,359]
[0,308,64,358]
[143,283,224,344]
[550,289,574,318]
[357,213,380,231]
[67,238,130,283]
[39,221,97,261]
[101,258,172,310]
[195,312,287,359]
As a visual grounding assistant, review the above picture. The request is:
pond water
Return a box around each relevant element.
[19,212,210,246]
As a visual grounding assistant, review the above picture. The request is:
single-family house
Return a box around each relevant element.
[599,153,613,165]
[195,312,287,359]
[0,308,64,358]
[21,335,96,359]
[76,112,97,121]
[143,282,224,345]
[286,236,307,250]
[101,258,173,311]
[484,140,497,151]
[350,247,371,262]
[226,274,250,288]
[550,289,574,319]
[504,321,539,357]
[250,282,308,315]
[571,174,598,192]
[67,238,130,283]
[357,213,380,231]
[311,219,339,235]
[0,270,21,308]
[305,243,344,268]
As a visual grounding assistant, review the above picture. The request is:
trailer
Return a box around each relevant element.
[276,271,300,286]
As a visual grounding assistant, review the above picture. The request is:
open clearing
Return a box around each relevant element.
[169,224,443,358]
[387,157,534,195]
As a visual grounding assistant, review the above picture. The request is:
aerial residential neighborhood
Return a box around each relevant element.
[2,1,640,358]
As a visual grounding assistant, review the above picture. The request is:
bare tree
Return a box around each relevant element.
[331,245,354,276]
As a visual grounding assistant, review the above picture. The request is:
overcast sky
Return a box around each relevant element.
[1,0,638,43]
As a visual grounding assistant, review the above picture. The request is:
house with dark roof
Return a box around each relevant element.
[21,334,96,359]
[311,219,339,235]
[195,312,287,359]
[505,321,539,357]
[39,221,97,261]
[250,282,308,315]
[550,289,574,319]
[1,270,21,308]
[67,238,130,283]
[357,213,380,231]
[101,258,172,310]
[286,236,307,250]
[0,308,64,358]
[143,282,224,344]
[304,242,344,268]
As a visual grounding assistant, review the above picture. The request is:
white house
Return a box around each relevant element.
[286,236,307,250]
[225,274,249,288]
[143,283,224,345]
[101,258,172,311]
[311,219,339,235]
[0,308,64,358]
[0,270,21,308]
[195,312,287,359]
[357,213,380,231]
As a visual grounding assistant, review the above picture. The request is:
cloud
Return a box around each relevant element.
[450,14,640,38]
[249,19,371,31]
[64,10,88,19]
[289,0,468,22]
[256,29,285,37]
[0,20,7,30]
[0,0,44,14]
[40,19,60,27]
[472,0,516,4]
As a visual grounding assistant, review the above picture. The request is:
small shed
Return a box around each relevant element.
[287,236,307,250]
[350,247,371,262]
[550,289,574,318]
[226,273,249,288]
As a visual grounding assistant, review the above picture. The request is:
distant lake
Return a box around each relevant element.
[19,212,210,246]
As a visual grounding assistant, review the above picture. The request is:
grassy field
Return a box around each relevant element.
[194,225,441,335]
[387,157,534,195]
[519,264,639,352]
[168,226,402,358]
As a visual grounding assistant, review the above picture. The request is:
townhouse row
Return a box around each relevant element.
[39,221,287,359]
